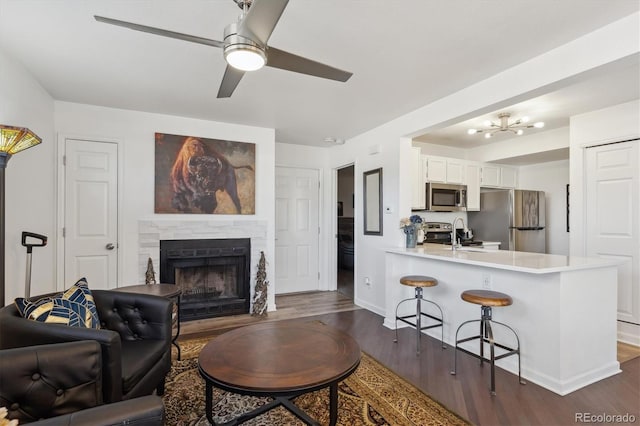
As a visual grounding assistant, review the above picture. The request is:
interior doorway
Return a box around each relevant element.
[337,165,354,299]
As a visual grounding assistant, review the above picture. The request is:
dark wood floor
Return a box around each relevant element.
[232,309,639,426]
[312,309,640,425]
[180,293,639,426]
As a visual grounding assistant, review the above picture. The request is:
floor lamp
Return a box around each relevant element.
[0,125,42,307]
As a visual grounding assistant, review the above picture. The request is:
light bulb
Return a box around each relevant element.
[533,121,545,128]
[521,116,530,123]
[517,129,524,135]
[485,133,492,139]
[224,45,266,71]
[467,129,477,135]
[483,120,492,127]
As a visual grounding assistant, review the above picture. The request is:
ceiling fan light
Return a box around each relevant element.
[224,44,266,71]
[533,121,545,128]
[467,129,477,135]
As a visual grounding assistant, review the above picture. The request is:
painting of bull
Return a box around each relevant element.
[155,133,255,214]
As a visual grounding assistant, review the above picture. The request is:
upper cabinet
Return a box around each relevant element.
[500,166,518,188]
[424,156,465,184]
[480,164,518,188]
[410,149,518,211]
[465,162,481,211]
[410,147,425,209]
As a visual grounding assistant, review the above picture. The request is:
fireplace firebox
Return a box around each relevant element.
[160,238,250,321]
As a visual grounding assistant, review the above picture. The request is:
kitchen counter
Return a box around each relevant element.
[387,243,619,274]
[384,245,620,395]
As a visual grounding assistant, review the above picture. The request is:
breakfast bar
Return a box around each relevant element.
[384,244,621,395]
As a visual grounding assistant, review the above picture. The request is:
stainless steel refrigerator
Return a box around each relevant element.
[468,189,546,253]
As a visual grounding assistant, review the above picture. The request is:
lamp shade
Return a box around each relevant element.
[0,125,42,155]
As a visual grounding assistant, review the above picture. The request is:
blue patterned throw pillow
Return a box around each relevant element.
[14,278,100,329]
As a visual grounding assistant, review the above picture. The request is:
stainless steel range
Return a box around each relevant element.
[423,222,453,244]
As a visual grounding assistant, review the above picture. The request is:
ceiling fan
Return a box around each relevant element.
[94,0,353,98]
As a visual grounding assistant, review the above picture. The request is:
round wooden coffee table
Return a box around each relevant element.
[198,321,361,426]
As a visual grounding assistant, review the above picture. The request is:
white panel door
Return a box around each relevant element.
[586,140,639,326]
[65,139,118,290]
[275,167,319,294]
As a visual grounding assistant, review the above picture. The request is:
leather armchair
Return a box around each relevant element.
[0,290,172,403]
[0,341,165,425]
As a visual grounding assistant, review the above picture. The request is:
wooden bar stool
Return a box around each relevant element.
[393,275,445,355]
[450,289,525,395]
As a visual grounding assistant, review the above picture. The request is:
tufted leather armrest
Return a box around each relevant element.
[30,395,165,426]
[0,304,123,402]
[93,290,172,343]
[0,290,172,404]
[0,341,103,422]
[0,341,165,425]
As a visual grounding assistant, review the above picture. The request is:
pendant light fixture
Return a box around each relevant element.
[467,112,544,139]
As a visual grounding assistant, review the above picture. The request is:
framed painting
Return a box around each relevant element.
[155,133,255,214]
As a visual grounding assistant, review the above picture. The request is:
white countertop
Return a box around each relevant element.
[386,243,620,274]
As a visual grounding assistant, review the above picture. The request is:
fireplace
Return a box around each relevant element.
[160,238,250,321]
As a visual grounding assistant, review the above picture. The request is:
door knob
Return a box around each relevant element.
[106,243,115,250]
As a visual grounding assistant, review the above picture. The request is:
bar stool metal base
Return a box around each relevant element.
[450,306,525,395]
[393,287,445,355]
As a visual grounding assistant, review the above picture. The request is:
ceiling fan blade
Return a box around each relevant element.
[237,0,289,45]
[266,47,352,82]
[217,65,246,98]
[94,15,224,49]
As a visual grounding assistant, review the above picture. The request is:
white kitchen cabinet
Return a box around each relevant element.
[446,159,465,184]
[500,166,518,188]
[480,164,501,187]
[480,164,518,188]
[410,147,425,209]
[481,241,501,250]
[465,162,481,211]
[425,156,447,183]
[424,156,465,184]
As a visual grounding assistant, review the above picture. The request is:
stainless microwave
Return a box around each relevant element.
[426,182,467,211]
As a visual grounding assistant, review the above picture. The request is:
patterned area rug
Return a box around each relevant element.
[164,336,470,426]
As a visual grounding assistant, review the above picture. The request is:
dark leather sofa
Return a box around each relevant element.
[0,340,165,425]
[0,290,172,403]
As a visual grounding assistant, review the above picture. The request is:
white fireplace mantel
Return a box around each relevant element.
[138,219,268,309]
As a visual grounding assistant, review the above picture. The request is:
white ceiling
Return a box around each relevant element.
[0,0,638,147]
[414,61,640,149]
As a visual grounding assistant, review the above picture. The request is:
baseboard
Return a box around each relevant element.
[618,321,640,346]
[355,298,385,317]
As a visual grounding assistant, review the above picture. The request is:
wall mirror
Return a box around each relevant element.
[363,168,383,235]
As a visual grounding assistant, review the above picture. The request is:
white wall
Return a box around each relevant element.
[274,143,334,292]
[332,12,639,316]
[469,127,570,162]
[519,160,570,255]
[55,102,276,308]
[569,99,640,255]
[0,47,56,304]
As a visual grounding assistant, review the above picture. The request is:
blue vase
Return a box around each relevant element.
[406,230,417,248]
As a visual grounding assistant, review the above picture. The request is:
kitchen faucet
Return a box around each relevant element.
[452,217,465,251]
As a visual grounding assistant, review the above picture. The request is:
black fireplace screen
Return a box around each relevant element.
[160,238,250,321]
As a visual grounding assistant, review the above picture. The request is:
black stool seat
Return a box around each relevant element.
[451,289,525,395]
[394,275,444,355]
